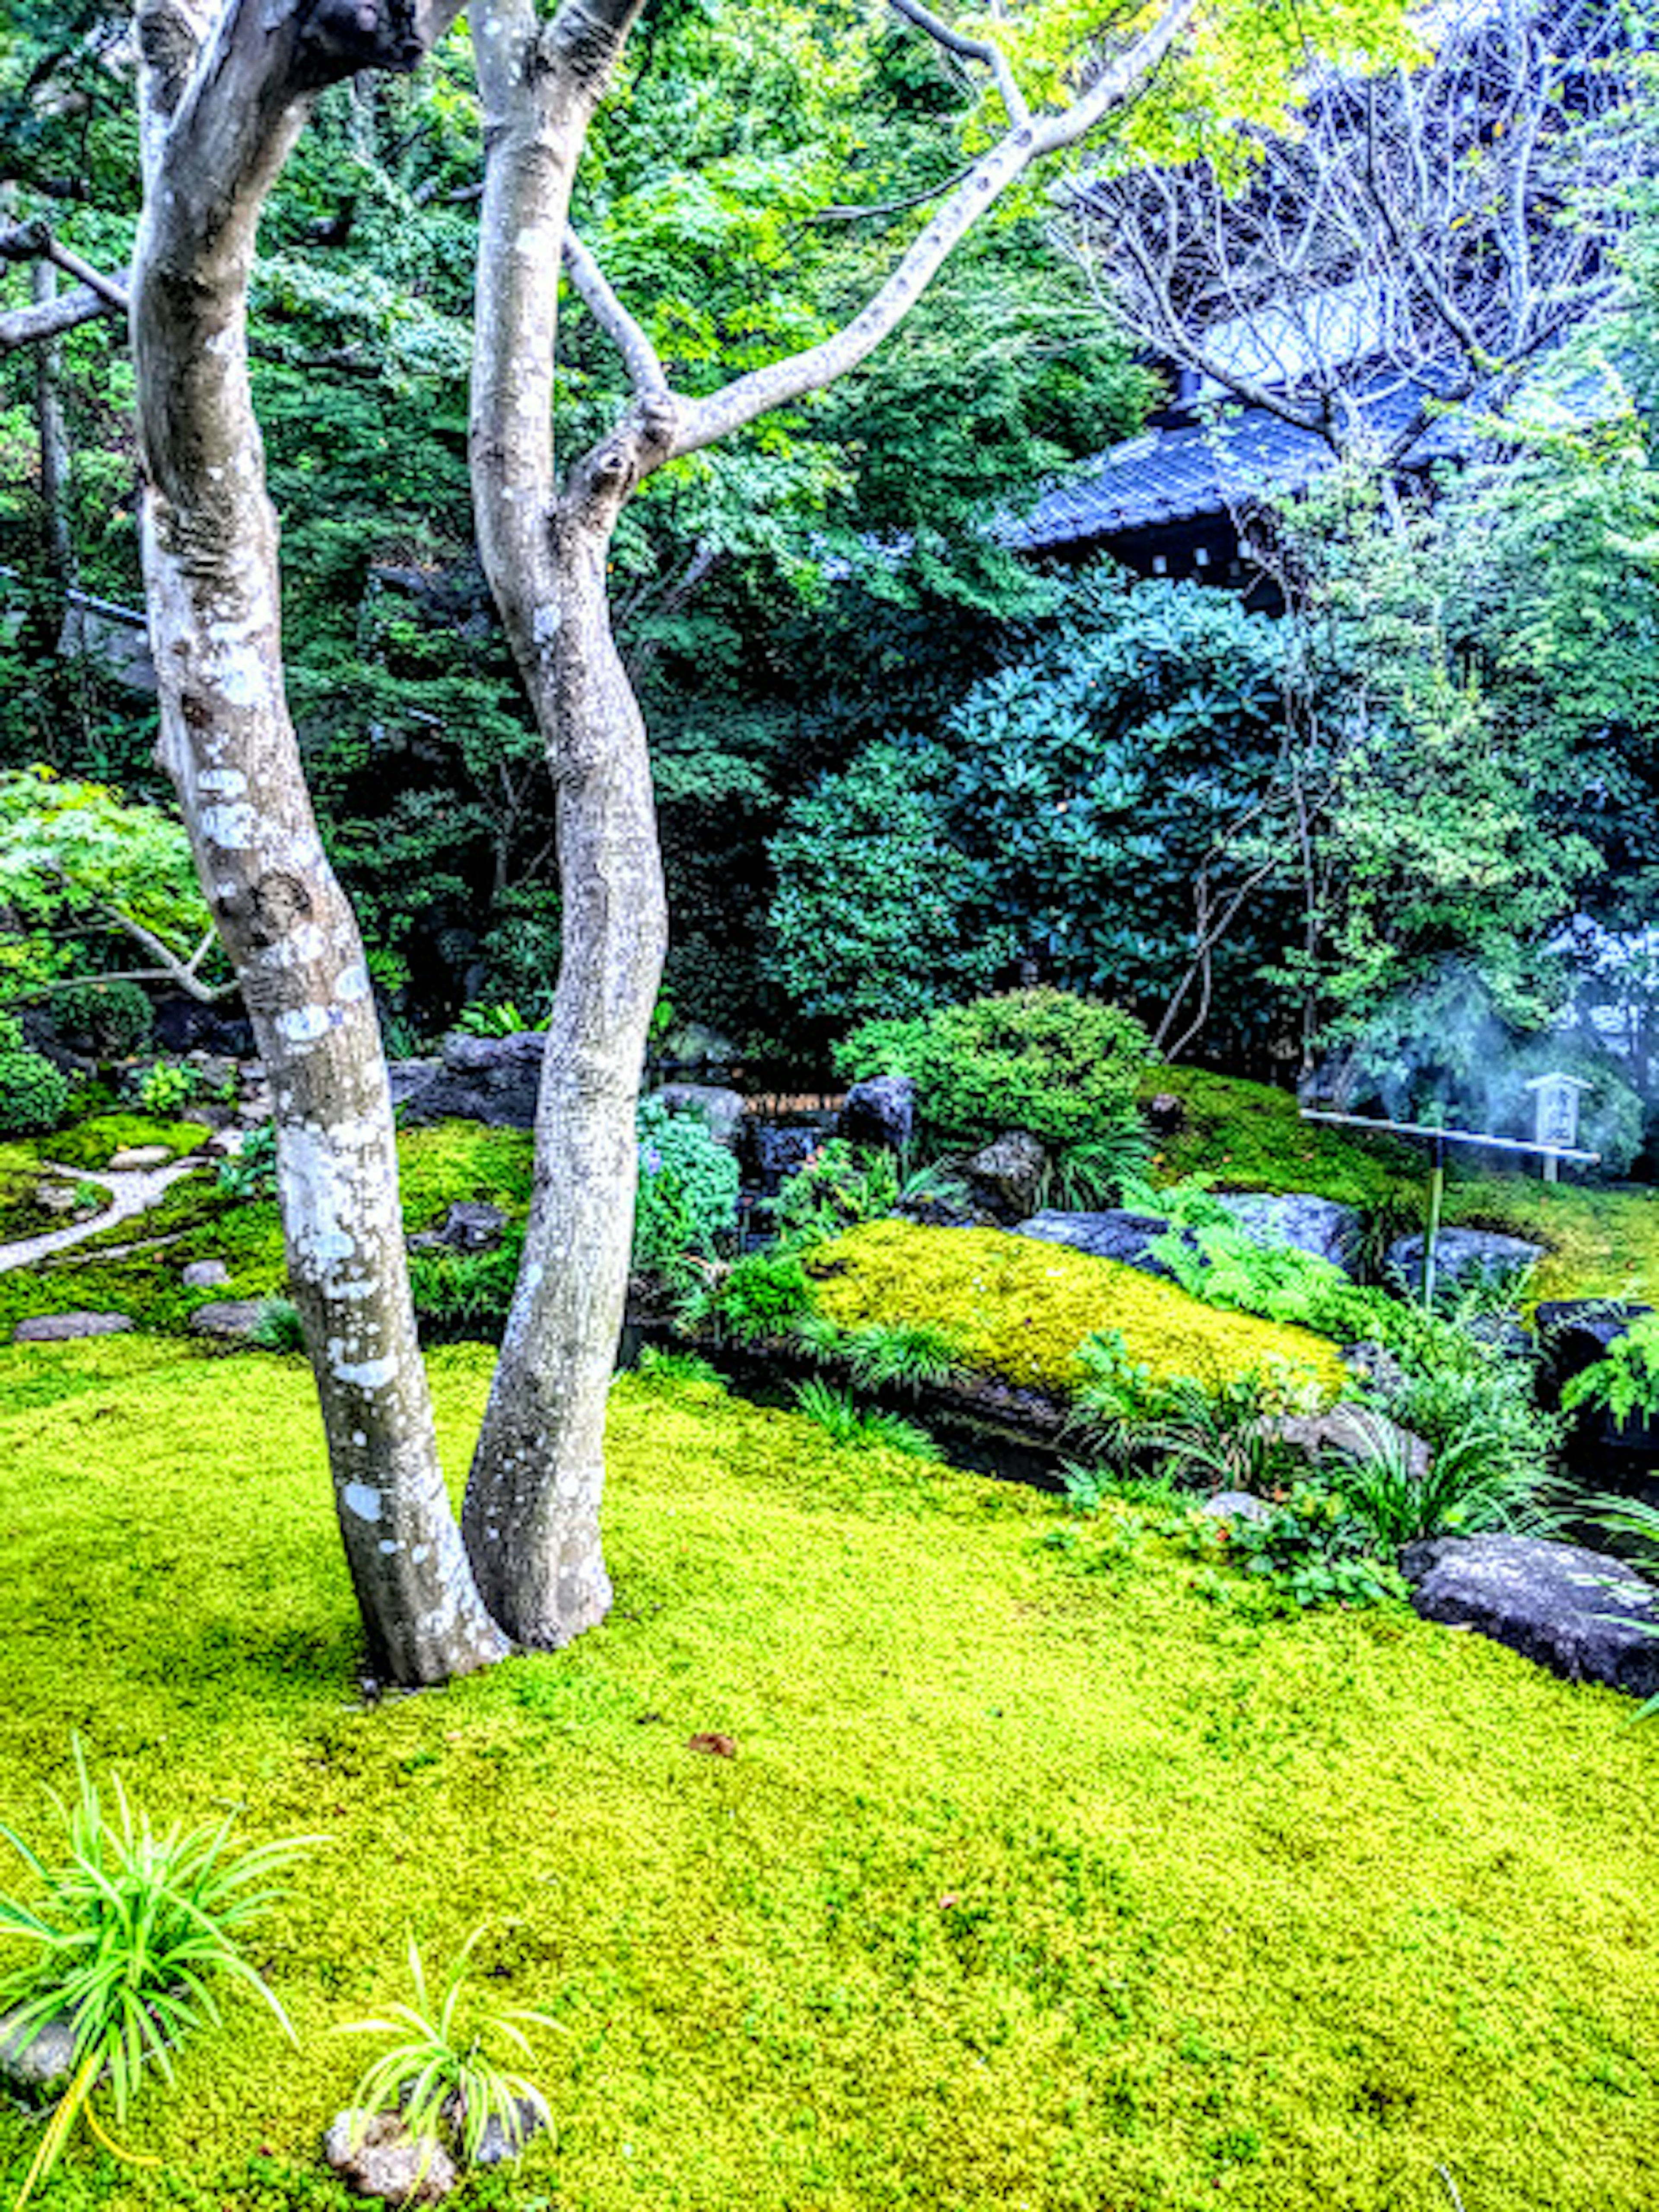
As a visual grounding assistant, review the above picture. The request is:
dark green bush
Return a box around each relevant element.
[53,979,154,1059]
[839,988,1154,1153]
[0,1049,71,1136]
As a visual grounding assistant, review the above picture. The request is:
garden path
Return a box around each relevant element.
[0,1159,201,1274]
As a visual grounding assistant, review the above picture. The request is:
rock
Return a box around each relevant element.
[413,1201,509,1255]
[1015,1208,1185,1279]
[963,1130,1049,1220]
[1213,1192,1360,1273]
[1145,1091,1187,1135]
[1341,1340,1410,1405]
[181,1259,230,1289]
[13,1312,134,1342]
[747,1122,823,1195]
[1402,1533,1659,1699]
[188,1300,266,1340]
[0,2009,74,2093]
[32,1180,82,1216]
[107,1145,174,1172]
[323,2112,458,2203]
[1385,1228,1544,1296]
[840,1075,916,1153]
[388,1058,442,1112]
[204,1126,245,1158]
[1271,1404,1430,1479]
[448,2092,547,2167]
[653,1083,746,1150]
[1201,1490,1272,1524]
[396,1033,546,1130]
[1536,1300,1655,1402]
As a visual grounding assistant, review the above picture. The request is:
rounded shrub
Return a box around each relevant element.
[633,1096,741,1281]
[0,1047,72,1136]
[839,988,1154,1152]
[54,979,154,1059]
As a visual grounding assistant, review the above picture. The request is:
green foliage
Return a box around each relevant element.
[407,1246,522,1340]
[632,1096,740,1284]
[1074,1333,1321,1491]
[769,1139,967,1249]
[630,1344,727,1393]
[0,1746,305,2207]
[218,1127,278,1202]
[452,1001,544,1038]
[1562,1314,1659,1426]
[43,1117,205,1173]
[1041,1120,1154,1212]
[134,1061,199,1116]
[1318,1409,1548,1551]
[1582,1491,1659,1722]
[0,1051,70,1138]
[789,1377,940,1461]
[692,1249,814,1343]
[339,1930,556,2171]
[839,988,1154,1154]
[1219,1484,1409,1611]
[250,1300,307,1355]
[50,982,153,1061]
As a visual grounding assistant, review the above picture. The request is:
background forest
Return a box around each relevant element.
[3,0,1658,1162]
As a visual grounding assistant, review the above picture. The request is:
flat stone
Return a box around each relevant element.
[1402,1533,1659,1698]
[323,2111,457,2203]
[187,1300,266,1339]
[1386,1229,1544,1294]
[13,1312,134,1343]
[0,2009,74,2092]
[181,1259,230,1289]
[32,1181,82,1215]
[653,1083,746,1150]
[1201,1490,1272,1524]
[1214,1192,1360,1273]
[107,1145,173,1172]
[1015,1209,1185,1279]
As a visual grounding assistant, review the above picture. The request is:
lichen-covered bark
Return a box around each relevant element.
[132,0,505,1686]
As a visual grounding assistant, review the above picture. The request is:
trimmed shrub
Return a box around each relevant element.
[0,1048,71,1136]
[53,979,154,1059]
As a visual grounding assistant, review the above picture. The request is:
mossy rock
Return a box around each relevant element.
[44,1115,209,1172]
[810,1218,1349,1398]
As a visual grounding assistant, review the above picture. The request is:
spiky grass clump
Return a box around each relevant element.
[0,1747,307,2208]
[791,1376,940,1460]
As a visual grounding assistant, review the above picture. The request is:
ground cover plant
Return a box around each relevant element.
[0,1335,1655,2210]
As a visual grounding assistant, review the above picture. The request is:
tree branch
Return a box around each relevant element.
[563,227,668,397]
[888,0,1028,130]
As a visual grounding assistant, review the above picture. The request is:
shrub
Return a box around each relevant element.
[633,1095,740,1283]
[218,1123,278,1200]
[137,1058,200,1115]
[0,1048,71,1136]
[839,988,1155,1153]
[697,1250,814,1342]
[52,979,153,1060]
[770,1140,969,1249]
[250,1297,306,1353]
[1219,1484,1408,1610]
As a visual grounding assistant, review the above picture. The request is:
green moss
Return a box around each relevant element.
[44,1114,210,1170]
[811,1218,1350,1398]
[395,1122,534,1234]
[1443,1176,1659,1305]
[0,1339,1656,2210]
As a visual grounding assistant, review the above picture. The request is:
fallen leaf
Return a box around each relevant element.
[688,1732,737,1758]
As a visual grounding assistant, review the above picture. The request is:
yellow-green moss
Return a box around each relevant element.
[811,1218,1350,1397]
[0,1339,1655,2211]
[44,1114,209,1170]
[395,1121,534,1233]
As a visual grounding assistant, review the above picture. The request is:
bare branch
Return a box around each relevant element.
[888,0,1029,131]
[563,227,668,397]
[0,277,121,353]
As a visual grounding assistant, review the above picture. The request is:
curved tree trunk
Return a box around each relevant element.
[132,0,506,1687]
[461,505,665,1644]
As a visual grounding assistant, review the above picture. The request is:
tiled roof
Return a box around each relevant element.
[1007,377,1469,551]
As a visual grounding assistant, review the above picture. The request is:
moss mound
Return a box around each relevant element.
[810,1217,1350,1398]
[0,1339,1656,2210]
[44,1113,210,1170]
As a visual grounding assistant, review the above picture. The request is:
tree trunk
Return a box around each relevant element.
[132,0,506,1687]
[32,261,74,591]
[462,505,665,1645]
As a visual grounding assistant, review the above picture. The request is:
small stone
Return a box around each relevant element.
[688,1732,737,1757]
[323,2111,457,2203]
[433,1201,509,1253]
[181,1259,231,1289]
[107,1145,173,1171]
[188,1300,266,1339]
[0,2009,75,2092]
[32,1181,81,1215]
[13,1312,134,1343]
[1271,1404,1430,1479]
[1200,1490,1272,1524]
[206,1127,246,1158]
[963,1130,1049,1220]
[1146,1092,1186,1135]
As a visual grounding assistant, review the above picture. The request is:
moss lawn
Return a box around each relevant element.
[1,1336,1656,2212]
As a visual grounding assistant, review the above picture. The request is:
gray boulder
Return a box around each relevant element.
[395,1033,547,1130]
[181,1259,231,1289]
[13,1311,134,1342]
[964,1130,1049,1220]
[1213,1192,1359,1273]
[840,1075,916,1153]
[188,1300,266,1340]
[107,1145,174,1172]
[1386,1228,1544,1295]
[653,1083,746,1150]
[1201,1491,1272,1525]
[1402,1533,1659,1698]
[0,2009,74,2092]
[1015,1209,1185,1279]
[1272,1404,1430,1479]
[323,2112,457,2203]
[412,1201,510,1255]
[388,1058,442,1111]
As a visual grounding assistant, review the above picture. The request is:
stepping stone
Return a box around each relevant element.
[0,2009,73,2092]
[107,1145,175,1171]
[1402,1533,1659,1699]
[13,1312,135,1342]
[181,1259,230,1289]
[188,1300,266,1339]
